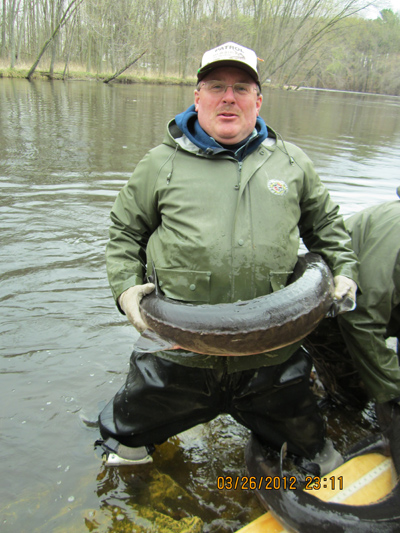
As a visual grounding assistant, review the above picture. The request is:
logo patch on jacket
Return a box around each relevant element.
[268,180,288,196]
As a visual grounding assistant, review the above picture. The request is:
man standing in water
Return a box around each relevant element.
[97,42,358,473]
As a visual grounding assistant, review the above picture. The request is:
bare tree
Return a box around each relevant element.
[9,0,22,67]
[1,0,6,58]
[50,0,63,77]
[103,49,147,83]
[177,0,202,79]
[245,0,377,85]
[26,0,83,79]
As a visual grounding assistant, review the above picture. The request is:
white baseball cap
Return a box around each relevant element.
[197,42,261,88]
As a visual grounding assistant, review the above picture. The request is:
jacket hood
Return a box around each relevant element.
[174,104,268,160]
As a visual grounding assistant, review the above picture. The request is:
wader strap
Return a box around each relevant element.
[95,437,120,453]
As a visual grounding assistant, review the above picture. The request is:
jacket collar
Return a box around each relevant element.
[174,104,268,160]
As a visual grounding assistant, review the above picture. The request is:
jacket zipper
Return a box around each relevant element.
[234,161,243,190]
[231,160,244,300]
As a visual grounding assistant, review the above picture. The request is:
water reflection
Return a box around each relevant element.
[261,89,400,215]
[0,78,399,532]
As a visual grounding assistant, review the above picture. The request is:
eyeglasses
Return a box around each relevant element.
[200,80,258,97]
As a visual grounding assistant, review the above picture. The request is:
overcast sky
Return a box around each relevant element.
[365,0,400,17]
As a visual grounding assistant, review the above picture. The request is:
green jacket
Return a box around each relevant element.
[338,195,400,403]
[106,119,359,372]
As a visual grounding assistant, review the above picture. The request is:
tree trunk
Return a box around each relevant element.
[86,33,91,72]
[63,9,77,79]
[50,0,63,78]
[103,50,147,83]
[9,0,21,68]
[1,0,6,58]
[26,0,83,80]
[16,0,27,65]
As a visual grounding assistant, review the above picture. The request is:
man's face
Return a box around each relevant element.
[194,67,262,145]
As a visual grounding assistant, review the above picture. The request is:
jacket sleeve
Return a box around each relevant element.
[295,151,359,283]
[337,208,400,403]
[337,291,400,403]
[106,150,161,306]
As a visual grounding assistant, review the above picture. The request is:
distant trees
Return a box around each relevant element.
[0,0,399,95]
[308,8,400,94]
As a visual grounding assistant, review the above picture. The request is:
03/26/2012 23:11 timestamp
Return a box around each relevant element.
[217,476,344,491]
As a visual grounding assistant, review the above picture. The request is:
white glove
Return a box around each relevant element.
[332,275,357,314]
[118,283,155,332]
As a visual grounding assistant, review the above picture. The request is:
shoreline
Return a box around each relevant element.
[1,67,398,98]
[0,66,198,86]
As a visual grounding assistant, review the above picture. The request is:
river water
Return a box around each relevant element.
[0,79,399,533]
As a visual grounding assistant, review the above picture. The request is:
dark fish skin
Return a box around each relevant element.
[138,253,334,356]
[245,402,400,533]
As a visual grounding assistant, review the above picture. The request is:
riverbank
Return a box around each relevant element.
[2,64,398,97]
[0,65,298,94]
[0,64,198,86]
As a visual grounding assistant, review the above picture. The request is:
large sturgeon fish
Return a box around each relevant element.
[134,253,335,356]
[245,402,400,532]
